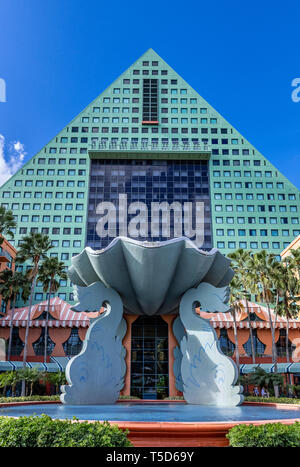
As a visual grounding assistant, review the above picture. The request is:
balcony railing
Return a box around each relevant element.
[89,142,211,153]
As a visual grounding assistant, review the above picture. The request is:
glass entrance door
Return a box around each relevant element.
[131,316,169,399]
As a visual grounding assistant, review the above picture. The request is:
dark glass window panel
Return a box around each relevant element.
[156,362,169,374]
[156,338,168,350]
[243,329,266,356]
[142,79,158,121]
[131,375,144,385]
[9,328,24,356]
[130,316,169,399]
[32,328,56,356]
[144,351,156,361]
[143,363,156,374]
[87,159,212,251]
[62,328,83,356]
[144,338,156,349]
[143,326,156,337]
[131,362,144,374]
[131,350,144,362]
[132,338,143,349]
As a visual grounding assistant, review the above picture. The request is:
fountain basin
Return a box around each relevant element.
[1,401,300,447]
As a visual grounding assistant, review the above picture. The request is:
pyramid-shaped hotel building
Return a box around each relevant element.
[1,49,299,305]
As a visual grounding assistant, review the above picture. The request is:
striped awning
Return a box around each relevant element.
[0,297,101,328]
[0,297,299,329]
[240,362,300,374]
[0,356,71,372]
[199,300,300,329]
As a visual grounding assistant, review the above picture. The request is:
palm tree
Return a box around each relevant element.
[18,367,41,397]
[16,232,53,396]
[248,367,284,396]
[47,371,67,394]
[0,370,21,397]
[0,269,14,314]
[289,249,300,279]
[229,276,245,375]
[276,257,300,362]
[0,269,31,360]
[37,257,67,363]
[228,249,256,364]
[248,250,280,396]
[0,206,16,245]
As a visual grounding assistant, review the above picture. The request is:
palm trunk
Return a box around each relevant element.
[7,295,16,361]
[44,279,53,364]
[286,314,290,363]
[266,301,279,397]
[232,308,240,375]
[245,298,255,364]
[21,274,37,397]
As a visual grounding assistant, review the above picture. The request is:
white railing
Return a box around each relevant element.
[89,142,210,152]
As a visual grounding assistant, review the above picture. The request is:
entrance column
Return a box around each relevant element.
[121,314,139,397]
[161,314,182,398]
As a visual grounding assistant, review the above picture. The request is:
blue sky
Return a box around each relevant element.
[0,0,299,187]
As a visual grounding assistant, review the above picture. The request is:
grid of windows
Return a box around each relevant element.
[131,316,169,400]
[142,79,158,122]
[87,159,212,250]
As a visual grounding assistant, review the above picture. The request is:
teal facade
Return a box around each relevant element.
[1,49,299,304]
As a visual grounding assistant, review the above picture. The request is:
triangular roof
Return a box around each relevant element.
[1,48,299,192]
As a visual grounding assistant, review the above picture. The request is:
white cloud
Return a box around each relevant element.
[0,134,26,187]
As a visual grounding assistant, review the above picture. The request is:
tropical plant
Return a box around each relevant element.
[274,259,300,362]
[247,251,279,382]
[15,232,53,396]
[17,368,41,397]
[289,249,300,278]
[0,269,31,360]
[247,367,284,394]
[0,371,20,397]
[37,257,67,363]
[229,276,245,374]
[0,206,16,245]
[46,371,67,394]
[228,249,256,364]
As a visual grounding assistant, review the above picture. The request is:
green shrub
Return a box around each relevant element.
[118,395,140,399]
[245,396,300,404]
[227,422,300,447]
[0,395,60,403]
[163,396,185,400]
[0,415,132,447]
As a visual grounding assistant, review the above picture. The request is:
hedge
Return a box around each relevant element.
[0,415,132,447]
[227,422,300,447]
[0,395,60,404]
[245,396,300,405]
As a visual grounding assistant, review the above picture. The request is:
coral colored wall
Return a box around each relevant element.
[2,316,300,392]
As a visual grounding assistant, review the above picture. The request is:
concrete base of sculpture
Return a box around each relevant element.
[60,237,243,406]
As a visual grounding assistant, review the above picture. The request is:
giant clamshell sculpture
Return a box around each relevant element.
[60,237,244,406]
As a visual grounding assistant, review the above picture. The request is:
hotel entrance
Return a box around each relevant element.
[130,316,169,399]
